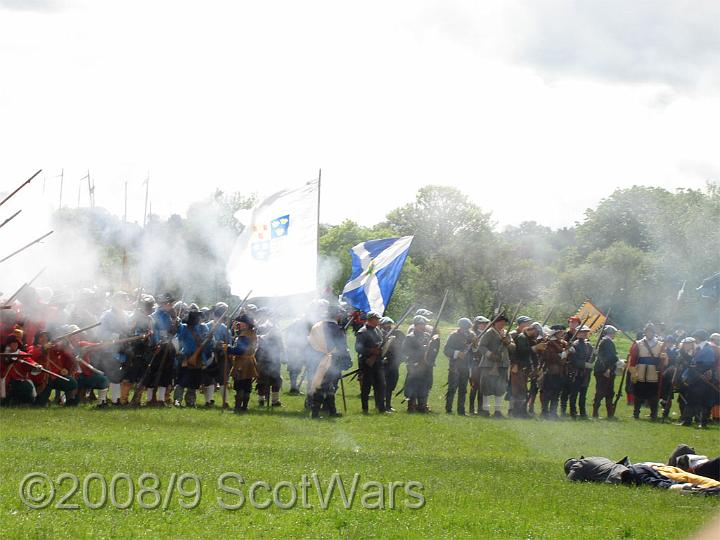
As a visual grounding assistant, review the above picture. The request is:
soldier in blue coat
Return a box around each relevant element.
[173,305,211,407]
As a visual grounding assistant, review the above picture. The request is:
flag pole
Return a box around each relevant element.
[316,168,321,294]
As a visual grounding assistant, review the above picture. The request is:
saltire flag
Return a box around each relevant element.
[575,300,607,332]
[342,236,413,314]
[226,179,318,298]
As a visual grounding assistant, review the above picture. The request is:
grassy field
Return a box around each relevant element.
[1,332,719,539]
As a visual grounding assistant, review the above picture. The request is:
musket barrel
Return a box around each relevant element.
[0,230,54,264]
[52,322,102,343]
[0,170,41,208]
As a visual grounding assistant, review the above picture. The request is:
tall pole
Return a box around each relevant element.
[143,173,150,228]
[87,169,95,208]
[0,169,42,209]
[58,168,64,209]
[316,168,321,293]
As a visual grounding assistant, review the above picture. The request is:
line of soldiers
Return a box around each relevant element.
[2,288,719,426]
[438,315,720,426]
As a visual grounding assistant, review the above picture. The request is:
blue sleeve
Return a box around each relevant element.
[227,336,249,356]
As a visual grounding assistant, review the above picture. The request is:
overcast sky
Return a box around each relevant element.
[1,0,719,230]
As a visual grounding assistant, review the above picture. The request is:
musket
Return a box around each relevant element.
[51,322,102,343]
[541,305,556,327]
[2,267,47,307]
[75,356,105,376]
[0,209,22,231]
[0,170,41,208]
[612,354,629,413]
[340,367,361,380]
[189,290,252,369]
[79,334,148,353]
[422,289,449,365]
[340,377,347,413]
[380,303,416,357]
[504,300,524,335]
[587,308,612,362]
[473,310,507,345]
[2,353,71,382]
[0,231,54,264]
[605,317,638,344]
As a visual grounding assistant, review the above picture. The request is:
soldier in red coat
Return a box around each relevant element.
[28,331,78,406]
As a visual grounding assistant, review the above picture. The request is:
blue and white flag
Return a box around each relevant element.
[226,180,319,297]
[342,236,414,314]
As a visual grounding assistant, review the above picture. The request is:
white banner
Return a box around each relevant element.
[226,180,318,297]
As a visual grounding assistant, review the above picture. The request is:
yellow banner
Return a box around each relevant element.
[575,300,607,333]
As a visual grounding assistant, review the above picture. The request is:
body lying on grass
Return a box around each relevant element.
[565,443,720,495]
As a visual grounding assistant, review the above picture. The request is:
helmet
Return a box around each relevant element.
[474,316,490,324]
[516,315,533,325]
[603,325,618,335]
[214,302,229,318]
[458,318,472,330]
[413,315,428,325]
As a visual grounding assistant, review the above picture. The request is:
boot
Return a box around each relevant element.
[592,402,600,418]
[327,396,341,417]
[185,389,197,407]
[407,399,417,413]
[633,401,641,419]
[649,401,658,421]
[234,391,243,413]
[241,392,250,411]
[606,403,615,419]
[445,391,453,414]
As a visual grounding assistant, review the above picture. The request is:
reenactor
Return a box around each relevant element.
[307,304,352,419]
[403,315,433,413]
[123,295,155,406]
[538,325,567,419]
[469,316,490,415]
[173,305,211,407]
[203,302,231,407]
[144,293,178,407]
[225,313,258,413]
[355,311,387,413]
[255,310,285,407]
[627,323,665,420]
[67,329,111,407]
[511,316,533,338]
[0,335,36,406]
[476,314,512,417]
[379,316,404,412]
[681,330,719,429]
[566,325,593,419]
[443,318,474,415]
[29,331,78,406]
[591,325,619,419]
[284,315,313,395]
[96,291,130,405]
[509,321,544,417]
